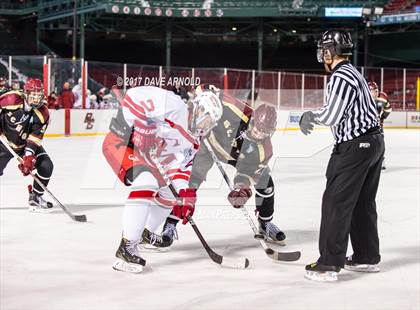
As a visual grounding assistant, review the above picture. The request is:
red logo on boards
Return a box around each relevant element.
[84,112,95,129]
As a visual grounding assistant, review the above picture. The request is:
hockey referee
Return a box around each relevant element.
[299,30,385,282]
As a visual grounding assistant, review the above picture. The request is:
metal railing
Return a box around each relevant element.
[0,55,419,111]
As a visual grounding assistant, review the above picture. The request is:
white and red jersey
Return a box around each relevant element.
[121,86,199,190]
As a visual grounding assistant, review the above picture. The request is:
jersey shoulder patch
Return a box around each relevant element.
[34,105,50,124]
[222,93,253,123]
[378,91,389,102]
[0,91,24,109]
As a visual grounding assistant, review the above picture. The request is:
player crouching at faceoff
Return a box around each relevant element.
[146,84,286,250]
[102,86,222,273]
[0,78,54,212]
[368,81,391,170]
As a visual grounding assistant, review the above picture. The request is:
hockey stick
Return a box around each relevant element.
[203,139,301,262]
[149,151,250,269]
[0,135,87,222]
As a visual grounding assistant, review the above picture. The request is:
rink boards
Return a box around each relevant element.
[45,109,420,137]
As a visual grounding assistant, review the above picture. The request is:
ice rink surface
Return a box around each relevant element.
[1,129,419,310]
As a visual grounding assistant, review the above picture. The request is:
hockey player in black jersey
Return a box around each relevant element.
[0,78,54,212]
[143,84,286,249]
[369,81,392,170]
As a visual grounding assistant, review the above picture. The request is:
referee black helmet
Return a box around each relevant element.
[317,30,353,63]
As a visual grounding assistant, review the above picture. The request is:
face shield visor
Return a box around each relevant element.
[191,108,218,137]
[26,90,44,109]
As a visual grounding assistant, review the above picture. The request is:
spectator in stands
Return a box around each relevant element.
[0,77,9,96]
[58,81,75,109]
[96,87,107,108]
[47,92,60,109]
[72,78,91,109]
[89,94,98,109]
[72,78,83,108]
[171,82,189,102]
[11,80,22,91]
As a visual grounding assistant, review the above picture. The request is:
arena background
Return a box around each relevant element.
[0,0,419,123]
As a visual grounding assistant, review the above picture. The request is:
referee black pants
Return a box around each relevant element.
[318,131,385,267]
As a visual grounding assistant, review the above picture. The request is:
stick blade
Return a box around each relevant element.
[221,257,250,269]
[266,248,301,262]
[73,214,87,222]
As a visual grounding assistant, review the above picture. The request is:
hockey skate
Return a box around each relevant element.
[255,221,286,245]
[28,186,53,213]
[344,256,380,273]
[159,222,178,248]
[112,238,146,274]
[305,262,340,282]
[138,228,170,252]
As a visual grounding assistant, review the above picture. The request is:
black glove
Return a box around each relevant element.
[299,111,316,135]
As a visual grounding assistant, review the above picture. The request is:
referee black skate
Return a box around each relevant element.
[299,30,385,282]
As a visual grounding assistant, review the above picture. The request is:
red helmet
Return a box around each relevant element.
[248,104,277,141]
[24,78,45,108]
[368,81,378,91]
[24,78,43,92]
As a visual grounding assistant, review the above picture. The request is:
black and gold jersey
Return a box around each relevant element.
[0,91,49,154]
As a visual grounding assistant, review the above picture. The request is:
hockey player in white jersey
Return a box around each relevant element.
[102,86,222,273]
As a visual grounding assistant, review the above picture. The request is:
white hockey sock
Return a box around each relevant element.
[122,202,150,241]
[122,171,160,241]
[146,204,172,232]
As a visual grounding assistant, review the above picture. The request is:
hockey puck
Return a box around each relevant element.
[74,215,87,222]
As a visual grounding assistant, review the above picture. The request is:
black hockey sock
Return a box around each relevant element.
[165,212,180,226]
[255,175,275,222]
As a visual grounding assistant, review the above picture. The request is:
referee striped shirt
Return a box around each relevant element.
[313,60,379,144]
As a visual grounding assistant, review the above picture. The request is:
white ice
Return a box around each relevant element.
[1,129,419,310]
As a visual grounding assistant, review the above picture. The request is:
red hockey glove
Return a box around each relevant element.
[228,183,252,208]
[18,155,36,176]
[173,188,196,225]
[131,120,157,156]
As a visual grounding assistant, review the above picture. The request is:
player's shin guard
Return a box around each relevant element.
[123,191,153,241]
[254,176,275,223]
[254,177,286,244]
[32,153,53,195]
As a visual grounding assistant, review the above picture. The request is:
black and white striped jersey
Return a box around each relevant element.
[313,61,379,144]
